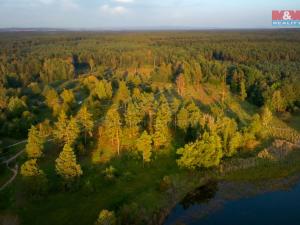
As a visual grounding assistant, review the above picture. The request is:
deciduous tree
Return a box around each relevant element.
[177,132,222,169]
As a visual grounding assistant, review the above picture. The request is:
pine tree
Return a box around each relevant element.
[249,114,262,135]
[104,80,113,99]
[271,90,286,112]
[176,73,185,96]
[152,94,172,148]
[44,87,60,116]
[114,80,130,104]
[66,117,80,145]
[95,80,109,100]
[0,84,7,110]
[191,60,202,89]
[177,107,189,131]
[60,89,75,106]
[54,110,68,142]
[217,117,237,154]
[170,97,181,128]
[158,95,172,124]
[136,131,152,164]
[186,101,201,128]
[261,105,272,126]
[227,132,242,157]
[239,79,247,101]
[55,144,82,180]
[76,105,94,146]
[7,96,27,117]
[124,101,141,138]
[89,58,95,72]
[140,93,155,134]
[26,125,44,158]
[54,111,80,145]
[132,88,141,99]
[20,159,47,195]
[152,62,172,82]
[21,159,44,177]
[153,107,170,149]
[104,106,122,155]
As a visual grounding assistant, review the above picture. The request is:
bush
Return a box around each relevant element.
[102,166,117,181]
[95,209,116,225]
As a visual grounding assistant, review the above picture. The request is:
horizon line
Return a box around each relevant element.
[0,26,298,32]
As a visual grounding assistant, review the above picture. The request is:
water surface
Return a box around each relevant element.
[165,178,300,225]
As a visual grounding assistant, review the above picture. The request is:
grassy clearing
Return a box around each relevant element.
[15,147,185,225]
[281,113,300,133]
[221,150,300,182]
[0,166,12,187]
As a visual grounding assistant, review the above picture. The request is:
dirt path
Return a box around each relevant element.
[0,150,24,191]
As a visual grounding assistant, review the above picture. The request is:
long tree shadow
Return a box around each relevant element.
[180,181,218,210]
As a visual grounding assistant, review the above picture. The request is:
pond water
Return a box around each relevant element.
[164,178,300,225]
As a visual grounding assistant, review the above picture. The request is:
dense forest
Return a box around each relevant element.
[0,30,300,225]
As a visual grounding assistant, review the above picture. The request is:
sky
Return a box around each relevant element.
[0,0,299,29]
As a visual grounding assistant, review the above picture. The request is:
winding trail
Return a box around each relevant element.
[0,138,56,191]
[0,149,24,191]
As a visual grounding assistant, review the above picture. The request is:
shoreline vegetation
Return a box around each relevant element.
[0,30,299,225]
[159,148,300,225]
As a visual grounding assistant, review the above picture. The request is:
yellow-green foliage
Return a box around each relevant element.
[177,132,223,169]
[261,105,272,126]
[76,105,94,144]
[54,111,80,145]
[94,79,112,100]
[136,131,152,163]
[95,210,116,225]
[21,159,43,177]
[26,125,44,158]
[104,106,122,155]
[55,144,82,180]
[60,89,75,105]
[152,97,172,149]
[43,87,61,116]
